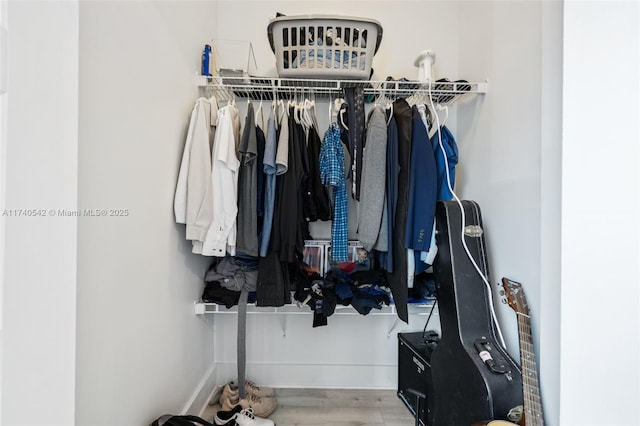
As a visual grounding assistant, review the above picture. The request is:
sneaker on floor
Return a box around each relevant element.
[244,381,275,398]
[214,406,275,426]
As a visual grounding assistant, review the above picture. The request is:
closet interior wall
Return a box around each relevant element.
[75,2,219,425]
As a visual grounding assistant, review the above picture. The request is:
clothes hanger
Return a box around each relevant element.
[333,98,348,130]
[255,94,265,129]
[308,92,319,130]
[303,99,315,129]
[293,100,301,124]
[340,107,349,131]
[426,102,438,139]
[331,97,344,126]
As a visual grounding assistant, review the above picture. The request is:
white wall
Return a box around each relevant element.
[457,1,563,423]
[213,309,438,389]
[561,2,640,425]
[2,1,79,424]
[539,1,563,424]
[75,2,218,424]
[216,1,461,81]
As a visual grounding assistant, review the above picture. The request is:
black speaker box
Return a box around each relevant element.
[397,331,438,426]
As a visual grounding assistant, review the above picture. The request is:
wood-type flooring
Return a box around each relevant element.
[203,388,416,426]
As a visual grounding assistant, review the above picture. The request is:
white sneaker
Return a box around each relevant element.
[214,406,275,426]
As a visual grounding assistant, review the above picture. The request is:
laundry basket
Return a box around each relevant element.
[267,14,383,80]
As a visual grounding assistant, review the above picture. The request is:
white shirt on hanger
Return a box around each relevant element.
[193,104,241,257]
[174,97,217,242]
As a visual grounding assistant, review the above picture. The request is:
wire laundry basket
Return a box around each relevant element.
[267,14,383,80]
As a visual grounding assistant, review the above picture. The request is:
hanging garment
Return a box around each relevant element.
[259,110,278,257]
[320,122,348,262]
[417,104,459,201]
[256,123,266,221]
[404,106,438,253]
[378,113,398,272]
[415,106,459,269]
[236,103,259,257]
[275,107,289,175]
[384,98,413,323]
[194,104,240,257]
[357,107,388,252]
[432,125,459,201]
[272,108,305,263]
[344,87,366,200]
[303,124,332,222]
[256,251,290,307]
[174,97,217,243]
[294,115,312,240]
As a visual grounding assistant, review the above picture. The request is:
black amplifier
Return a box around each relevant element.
[397,331,439,426]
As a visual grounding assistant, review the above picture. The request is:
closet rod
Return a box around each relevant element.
[196,76,487,104]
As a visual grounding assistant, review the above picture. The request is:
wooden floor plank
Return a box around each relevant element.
[270,406,384,422]
[275,389,404,409]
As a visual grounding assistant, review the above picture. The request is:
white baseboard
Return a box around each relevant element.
[213,362,398,390]
[181,363,218,416]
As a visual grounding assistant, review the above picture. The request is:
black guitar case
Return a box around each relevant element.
[430,200,523,425]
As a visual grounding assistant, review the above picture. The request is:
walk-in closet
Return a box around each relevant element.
[2,1,639,426]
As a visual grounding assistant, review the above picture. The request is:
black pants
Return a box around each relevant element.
[385,99,413,323]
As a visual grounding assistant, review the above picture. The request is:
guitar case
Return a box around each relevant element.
[430,200,523,425]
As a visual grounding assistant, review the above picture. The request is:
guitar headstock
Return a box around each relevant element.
[501,277,530,316]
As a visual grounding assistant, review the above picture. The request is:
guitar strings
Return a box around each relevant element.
[518,313,543,425]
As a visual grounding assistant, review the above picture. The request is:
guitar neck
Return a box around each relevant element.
[516,313,544,426]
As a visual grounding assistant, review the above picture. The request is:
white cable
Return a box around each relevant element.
[426,83,507,349]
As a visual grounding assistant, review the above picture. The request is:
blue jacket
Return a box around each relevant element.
[404,106,438,252]
[432,125,458,201]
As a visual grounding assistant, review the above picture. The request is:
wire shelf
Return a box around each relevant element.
[196,75,487,104]
[194,300,436,316]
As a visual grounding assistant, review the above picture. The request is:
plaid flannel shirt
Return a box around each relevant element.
[319,123,348,262]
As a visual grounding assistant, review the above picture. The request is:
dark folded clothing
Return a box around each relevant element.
[350,294,384,315]
[350,270,385,286]
[334,282,354,300]
[201,280,240,308]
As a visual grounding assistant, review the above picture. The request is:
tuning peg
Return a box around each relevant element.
[501,299,507,304]
[499,289,505,296]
